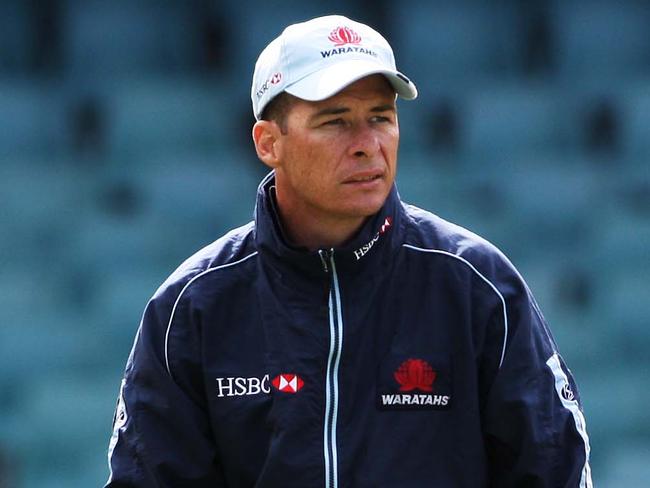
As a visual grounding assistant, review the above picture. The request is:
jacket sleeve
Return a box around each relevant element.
[105,282,227,487]
[480,270,592,488]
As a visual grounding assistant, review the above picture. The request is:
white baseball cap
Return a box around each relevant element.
[251,15,418,120]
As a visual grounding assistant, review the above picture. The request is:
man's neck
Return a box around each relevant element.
[283,213,366,251]
[270,188,366,251]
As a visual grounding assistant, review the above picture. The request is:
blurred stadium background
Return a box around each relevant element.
[1,0,649,486]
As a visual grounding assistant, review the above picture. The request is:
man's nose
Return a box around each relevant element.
[348,125,380,159]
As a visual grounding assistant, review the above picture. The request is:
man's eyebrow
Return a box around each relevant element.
[370,104,396,113]
[311,103,396,120]
[311,106,350,119]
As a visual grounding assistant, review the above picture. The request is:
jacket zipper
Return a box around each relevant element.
[319,249,343,488]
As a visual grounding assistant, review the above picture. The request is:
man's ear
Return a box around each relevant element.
[252,120,283,169]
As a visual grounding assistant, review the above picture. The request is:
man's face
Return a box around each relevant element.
[273,74,399,227]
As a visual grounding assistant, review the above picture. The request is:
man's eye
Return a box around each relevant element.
[323,118,344,126]
[371,115,390,123]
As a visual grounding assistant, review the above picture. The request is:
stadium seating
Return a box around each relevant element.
[552,0,650,79]
[1,1,649,486]
[63,0,201,77]
[598,441,650,488]
[0,81,65,157]
[105,76,238,156]
[619,80,650,157]
[460,83,564,161]
[393,1,518,83]
[0,1,33,74]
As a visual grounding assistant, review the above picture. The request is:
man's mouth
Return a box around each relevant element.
[349,175,381,182]
[344,172,384,184]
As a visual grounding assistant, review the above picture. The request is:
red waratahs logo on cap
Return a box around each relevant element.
[272,374,305,393]
[394,359,436,392]
[328,26,362,46]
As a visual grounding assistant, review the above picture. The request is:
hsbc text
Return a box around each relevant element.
[216,375,271,397]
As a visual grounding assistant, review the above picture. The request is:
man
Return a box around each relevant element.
[106,15,592,487]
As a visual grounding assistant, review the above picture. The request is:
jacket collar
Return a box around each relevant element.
[254,171,405,277]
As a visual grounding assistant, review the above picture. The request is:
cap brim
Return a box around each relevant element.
[284,59,417,102]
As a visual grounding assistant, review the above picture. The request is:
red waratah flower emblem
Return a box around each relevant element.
[394,359,436,392]
[328,26,362,46]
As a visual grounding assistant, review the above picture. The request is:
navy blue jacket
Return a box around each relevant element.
[106,173,592,487]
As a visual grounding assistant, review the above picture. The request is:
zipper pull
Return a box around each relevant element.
[318,249,329,273]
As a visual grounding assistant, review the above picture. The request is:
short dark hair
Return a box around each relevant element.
[260,92,297,134]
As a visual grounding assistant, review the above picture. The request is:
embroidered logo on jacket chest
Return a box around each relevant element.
[215,373,306,397]
[377,357,453,410]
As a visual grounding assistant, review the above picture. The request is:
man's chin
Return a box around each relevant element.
[336,201,387,221]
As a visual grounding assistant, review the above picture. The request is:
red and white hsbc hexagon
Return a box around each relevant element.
[272,374,305,393]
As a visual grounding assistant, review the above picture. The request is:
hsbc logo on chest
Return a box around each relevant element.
[216,374,305,397]
[272,374,304,393]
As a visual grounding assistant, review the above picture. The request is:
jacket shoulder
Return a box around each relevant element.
[401,203,514,275]
[152,221,257,304]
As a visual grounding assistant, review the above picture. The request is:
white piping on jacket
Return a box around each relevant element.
[164,251,258,377]
[546,353,593,488]
[402,244,509,368]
